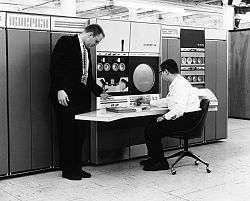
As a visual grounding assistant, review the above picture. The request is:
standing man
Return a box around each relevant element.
[136,59,201,171]
[50,24,109,180]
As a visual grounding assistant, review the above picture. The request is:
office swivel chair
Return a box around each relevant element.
[166,99,211,175]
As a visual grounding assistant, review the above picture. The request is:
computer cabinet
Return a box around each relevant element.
[8,29,52,173]
[50,32,92,167]
[160,37,227,150]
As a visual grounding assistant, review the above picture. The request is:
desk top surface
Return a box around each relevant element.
[75,106,169,122]
[75,105,217,122]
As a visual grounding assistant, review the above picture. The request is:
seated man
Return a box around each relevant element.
[137,59,201,171]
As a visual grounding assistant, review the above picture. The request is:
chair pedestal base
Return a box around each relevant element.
[166,150,211,175]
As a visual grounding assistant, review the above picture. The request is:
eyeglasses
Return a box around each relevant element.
[94,38,101,44]
[159,70,169,75]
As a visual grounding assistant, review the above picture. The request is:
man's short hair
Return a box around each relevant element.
[160,59,179,74]
[85,24,105,37]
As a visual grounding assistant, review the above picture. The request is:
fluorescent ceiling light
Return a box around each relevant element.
[115,0,185,13]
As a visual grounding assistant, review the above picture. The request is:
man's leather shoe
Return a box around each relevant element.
[143,160,170,171]
[140,158,153,166]
[140,157,168,166]
[62,172,82,180]
[81,170,91,178]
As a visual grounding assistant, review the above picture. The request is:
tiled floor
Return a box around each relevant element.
[1,118,250,201]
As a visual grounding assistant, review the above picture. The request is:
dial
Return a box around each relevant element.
[97,63,103,71]
[192,57,197,64]
[187,57,192,64]
[119,63,126,71]
[181,57,186,64]
[104,63,111,71]
[112,63,119,71]
[197,57,203,64]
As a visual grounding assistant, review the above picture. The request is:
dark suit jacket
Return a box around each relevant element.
[50,34,103,113]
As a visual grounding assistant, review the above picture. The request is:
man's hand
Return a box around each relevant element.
[57,90,69,106]
[156,116,165,122]
[100,92,111,100]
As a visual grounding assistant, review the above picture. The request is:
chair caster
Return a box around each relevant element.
[171,168,176,175]
[206,166,211,173]
[194,161,199,165]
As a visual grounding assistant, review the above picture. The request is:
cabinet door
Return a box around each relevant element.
[216,41,228,140]
[205,40,217,141]
[50,32,91,166]
[30,31,52,169]
[161,38,181,150]
[96,19,130,52]
[50,32,67,167]
[130,22,161,53]
[0,29,8,176]
[8,29,31,173]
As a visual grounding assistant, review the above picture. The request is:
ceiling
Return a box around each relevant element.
[0,0,249,28]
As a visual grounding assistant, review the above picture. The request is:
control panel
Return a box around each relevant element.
[96,52,129,95]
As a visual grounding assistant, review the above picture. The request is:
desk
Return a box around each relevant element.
[75,106,169,164]
[75,104,217,164]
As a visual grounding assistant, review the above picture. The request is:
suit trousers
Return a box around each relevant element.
[144,111,201,162]
[54,87,91,175]
[55,104,90,175]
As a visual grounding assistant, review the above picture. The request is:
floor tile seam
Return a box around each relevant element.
[0,188,23,201]
[167,182,227,197]
[149,186,192,201]
[167,193,193,201]
[230,127,250,132]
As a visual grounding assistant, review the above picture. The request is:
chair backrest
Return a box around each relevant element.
[188,98,210,138]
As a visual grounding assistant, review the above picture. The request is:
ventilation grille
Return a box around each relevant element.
[7,13,50,30]
[51,17,88,32]
[0,12,6,28]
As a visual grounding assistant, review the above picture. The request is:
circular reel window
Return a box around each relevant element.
[133,64,155,93]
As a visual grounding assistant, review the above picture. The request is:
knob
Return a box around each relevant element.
[119,63,126,71]
[112,63,119,71]
[97,63,103,71]
[104,63,111,71]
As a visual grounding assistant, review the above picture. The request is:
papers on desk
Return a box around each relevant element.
[106,107,136,113]
[196,88,218,111]
[106,106,150,113]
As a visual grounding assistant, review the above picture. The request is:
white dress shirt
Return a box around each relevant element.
[150,74,200,120]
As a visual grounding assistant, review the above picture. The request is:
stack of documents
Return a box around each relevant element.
[106,107,137,113]
[196,88,218,111]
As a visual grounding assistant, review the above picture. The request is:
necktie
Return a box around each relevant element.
[81,45,88,85]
